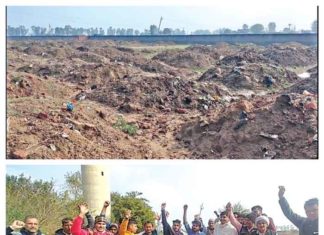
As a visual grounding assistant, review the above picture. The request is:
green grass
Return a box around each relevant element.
[113,116,138,136]
[191,67,209,73]
[130,44,189,59]
[11,76,22,84]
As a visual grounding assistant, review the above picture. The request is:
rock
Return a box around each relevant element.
[62,133,69,138]
[11,150,29,159]
[98,110,106,119]
[76,46,89,52]
[176,108,187,114]
[37,112,48,120]
[140,123,151,129]
[236,100,253,113]
[263,150,276,159]
[49,144,57,151]
[305,101,317,110]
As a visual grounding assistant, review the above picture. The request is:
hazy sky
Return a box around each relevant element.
[6,162,321,228]
[6,3,318,33]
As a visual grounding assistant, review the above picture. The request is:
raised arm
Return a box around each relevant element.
[161,203,172,235]
[71,203,89,235]
[183,204,191,234]
[278,186,305,228]
[85,211,94,229]
[7,220,25,235]
[100,201,110,216]
[226,202,242,232]
[119,209,131,235]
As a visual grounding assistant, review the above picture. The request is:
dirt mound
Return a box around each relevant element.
[176,93,317,159]
[86,74,225,113]
[262,43,317,67]
[286,66,318,94]
[152,49,216,69]
[6,39,317,159]
[199,62,298,91]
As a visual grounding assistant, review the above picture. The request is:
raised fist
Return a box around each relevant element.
[183,204,188,210]
[124,209,131,219]
[79,203,89,214]
[226,202,232,212]
[10,220,25,230]
[103,201,110,208]
[278,186,286,198]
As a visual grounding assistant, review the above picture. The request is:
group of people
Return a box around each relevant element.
[6,186,318,235]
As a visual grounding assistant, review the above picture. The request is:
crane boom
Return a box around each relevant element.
[158,16,163,33]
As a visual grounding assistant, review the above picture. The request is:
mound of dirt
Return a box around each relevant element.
[262,43,317,67]
[6,39,318,159]
[152,49,216,68]
[176,92,317,159]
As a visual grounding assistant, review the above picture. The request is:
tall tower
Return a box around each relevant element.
[81,165,111,218]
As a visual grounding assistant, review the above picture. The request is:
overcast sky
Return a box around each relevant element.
[6,161,321,228]
[6,2,318,33]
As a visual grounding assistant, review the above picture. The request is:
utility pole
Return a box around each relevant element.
[81,165,111,217]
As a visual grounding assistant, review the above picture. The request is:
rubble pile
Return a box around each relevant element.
[6,39,317,159]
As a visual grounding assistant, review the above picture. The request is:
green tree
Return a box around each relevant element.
[311,20,317,32]
[64,171,83,201]
[111,191,155,230]
[6,174,78,234]
[250,24,265,34]
[268,22,276,33]
[150,25,159,35]
[217,202,250,215]
[242,24,249,33]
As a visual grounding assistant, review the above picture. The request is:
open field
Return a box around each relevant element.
[6,39,317,159]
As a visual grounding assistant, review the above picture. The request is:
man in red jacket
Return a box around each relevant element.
[71,203,112,235]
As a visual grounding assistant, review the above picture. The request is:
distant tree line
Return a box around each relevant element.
[7,20,317,36]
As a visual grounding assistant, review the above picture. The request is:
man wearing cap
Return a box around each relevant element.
[161,203,184,235]
[251,206,276,232]
[278,186,318,235]
[119,209,138,235]
[183,204,205,235]
[226,202,257,235]
[251,216,276,235]
[214,211,238,235]
[108,224,118,235]
[71,203,111,235]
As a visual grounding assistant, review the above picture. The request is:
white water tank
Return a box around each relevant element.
[81,165,111,218]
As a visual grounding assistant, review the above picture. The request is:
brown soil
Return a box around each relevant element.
[6,40,318,159]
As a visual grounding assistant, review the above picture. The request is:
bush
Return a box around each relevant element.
[113,116,138,136]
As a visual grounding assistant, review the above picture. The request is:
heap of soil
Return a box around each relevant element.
[6,39,317,159]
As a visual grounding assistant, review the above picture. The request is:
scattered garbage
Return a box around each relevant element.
[6,39,318,159]
[66,102,74,112]
[49,144,57,151]
[263,75,274,88]
[62,133,69,138]
[259,131,279,140]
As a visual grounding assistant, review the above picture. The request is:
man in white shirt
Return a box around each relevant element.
[215,212,238,235]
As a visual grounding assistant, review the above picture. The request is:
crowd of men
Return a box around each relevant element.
[6,186,318,235]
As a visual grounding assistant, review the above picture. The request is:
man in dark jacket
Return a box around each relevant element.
[161,203,183,235]
[6,216,45,235]
[55,217,73,235]
[278,186,318,235]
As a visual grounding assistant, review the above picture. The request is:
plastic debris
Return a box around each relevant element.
[67,102,74,112]
[259,131,279,140]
